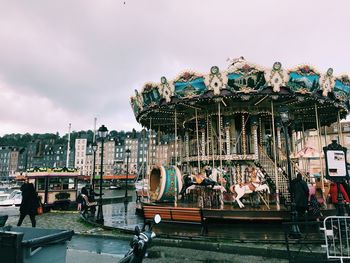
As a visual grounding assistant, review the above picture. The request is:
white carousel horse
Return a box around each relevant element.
[209,168,227,185]
[230,182,270,209]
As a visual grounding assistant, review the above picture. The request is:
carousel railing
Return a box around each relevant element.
[184,154,256,163]
[277,147,307,180]
[269,140,307,180]
[258,145,290,203]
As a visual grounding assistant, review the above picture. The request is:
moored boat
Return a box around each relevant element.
[0,190,22,206]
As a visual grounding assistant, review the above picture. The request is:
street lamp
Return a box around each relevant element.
[278,106,301,238]
[92,142,98,191]
[96,125,108,224]
[125,148,131,203]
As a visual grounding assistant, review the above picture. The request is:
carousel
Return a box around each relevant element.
[130,58,350,221]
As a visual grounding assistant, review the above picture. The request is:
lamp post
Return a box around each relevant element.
[125,148,131,203]
[92,142,98,191]
[278,106,301,238]
[96,125,108,224]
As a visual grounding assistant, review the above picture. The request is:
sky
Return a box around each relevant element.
[0,0,349,136]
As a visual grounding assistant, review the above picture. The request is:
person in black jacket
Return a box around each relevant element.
[290,173,309,218]
[17,178,39,227]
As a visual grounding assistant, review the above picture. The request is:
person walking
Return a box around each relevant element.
[329,181,350,203]
[291,173,309,218]
[309,194,323,221]
[85,184,102,214]
[17,178,39,227]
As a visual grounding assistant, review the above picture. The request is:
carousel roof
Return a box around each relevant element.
[130,60,350,132]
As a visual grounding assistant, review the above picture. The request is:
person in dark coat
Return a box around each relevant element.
[17,178,39,227]
[290,173,309,218]
[85,184,102,214]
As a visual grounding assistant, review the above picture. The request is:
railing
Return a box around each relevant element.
[184,154,256,162]
[321,216,350,262]
[277,147,306,181]
[258,145,290,202]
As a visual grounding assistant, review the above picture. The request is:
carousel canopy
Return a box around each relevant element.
[130,60,350,132]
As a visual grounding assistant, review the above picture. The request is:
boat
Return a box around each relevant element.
[135,179,148,191]
[109,184,122,190]
[0,190,22,206]
[0,193,10,202]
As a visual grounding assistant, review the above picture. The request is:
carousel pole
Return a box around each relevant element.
[259,117,263,149]
[206,113,210,164]
[201,130,206,161]
[211,117,215,168]
[338,111,344,145]
[252,118,259,160]
[302,122,305,149]
[242,114,247,156]
[271,101,280,210]
[291,127,296,155]
[218,102,223,171]
[141,129,146,189]
[226,121,231,157]
[157,126,161,145]
[146,117,152,200]
[315,104,325,201]
[147,117,152,169]
[174,109,178,206]
[185,131,189,166]
[195,108,201,172]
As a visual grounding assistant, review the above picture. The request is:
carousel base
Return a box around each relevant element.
[138,201,336,222]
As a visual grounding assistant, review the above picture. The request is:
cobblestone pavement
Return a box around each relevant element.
[142,246,288,263]
[3,209,290,262]
[2,207,320,262]
[4,208,106,234]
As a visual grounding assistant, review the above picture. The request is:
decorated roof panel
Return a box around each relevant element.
[130,60,350,129]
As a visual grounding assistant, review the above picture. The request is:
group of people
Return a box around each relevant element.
[16,180,102,227]
[291,172,350,221]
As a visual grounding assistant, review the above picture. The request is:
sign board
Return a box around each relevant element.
[324,140,349,182]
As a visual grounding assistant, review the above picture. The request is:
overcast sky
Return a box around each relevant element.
[0,0,349,136]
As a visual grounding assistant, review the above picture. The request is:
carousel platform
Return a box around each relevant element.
[137,201,337,222]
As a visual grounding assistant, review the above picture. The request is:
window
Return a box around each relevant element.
[37,178,46,190]
[49,177,76,190]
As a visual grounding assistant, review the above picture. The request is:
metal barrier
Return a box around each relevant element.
[321,216,350,262]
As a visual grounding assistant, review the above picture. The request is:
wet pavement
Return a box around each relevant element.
[0,191,328,262]
[0,206,292,262]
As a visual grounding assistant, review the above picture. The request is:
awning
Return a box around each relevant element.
[293,146,321,158]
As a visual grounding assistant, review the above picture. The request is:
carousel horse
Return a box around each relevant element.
[179,171,215,198]
[179,173,195,198]
[209,168,227,184]
[185,170,226,195]
[230,182,270,209]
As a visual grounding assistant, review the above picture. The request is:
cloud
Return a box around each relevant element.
[0,0,349,136]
